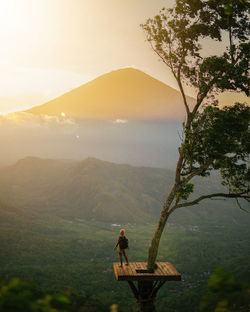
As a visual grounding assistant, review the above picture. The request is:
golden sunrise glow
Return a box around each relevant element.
[0,1,31,39]
[0,0,248,114]
[0,0,179,114]
[61,112,67,119]
[0,0,45,63]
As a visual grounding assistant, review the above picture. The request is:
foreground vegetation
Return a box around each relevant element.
[0,212,249,311]
[1,267,249,312]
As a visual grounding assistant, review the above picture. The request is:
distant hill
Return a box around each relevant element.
[0,157,171,223]
[25,68,194,120]
[0,157,248,225]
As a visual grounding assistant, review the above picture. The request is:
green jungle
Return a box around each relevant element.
[0,158,249,311]
[1,0,250,311]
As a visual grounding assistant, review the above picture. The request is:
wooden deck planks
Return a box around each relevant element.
[113,262,181,281]
[167,262,180,275]
[158,262,170,275]
[155,263,165,276]
[126,263,133,277]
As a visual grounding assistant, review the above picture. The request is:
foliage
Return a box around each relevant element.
[2,157,247,225]
[141,0,250,268]
[0,199,250,311]
[0,278,70,312]
[1,266,249,312]
[142,0,249,96]
[182,103,250,194]
[177,183,194,200]
[200,268,250,312]
[0,157,175,224]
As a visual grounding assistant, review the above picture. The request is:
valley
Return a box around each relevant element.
[0,157,249,311]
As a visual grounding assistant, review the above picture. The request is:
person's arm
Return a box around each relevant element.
[114,237,120,250]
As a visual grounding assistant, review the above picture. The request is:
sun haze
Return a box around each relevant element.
[0,0,248,114]
[25,68,195,120]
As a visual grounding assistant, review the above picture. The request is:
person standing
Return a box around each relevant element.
[114,229,129,267]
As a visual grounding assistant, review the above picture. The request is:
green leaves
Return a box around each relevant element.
[0,278,70,312]
[200,268,250,312]
[177,183,194,200]
[144,0,249,270]
[182,103,250,193]
[142,0,250,208]
[141,0,249,98]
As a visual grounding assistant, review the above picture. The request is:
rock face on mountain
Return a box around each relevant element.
[25,68,194,120]
[0,157,248,224]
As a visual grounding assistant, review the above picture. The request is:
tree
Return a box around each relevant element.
[141,0,250,270]
[0,278,70,312]
[200,267,250,312]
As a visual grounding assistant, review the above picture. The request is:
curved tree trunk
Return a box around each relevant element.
[147,187,177,270]
[147,213,170,270]
[147,141,185,270]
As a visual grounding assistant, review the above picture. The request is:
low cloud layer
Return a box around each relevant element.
[113,119,128,124]
[0,112,76,127]
[0,113,181,169]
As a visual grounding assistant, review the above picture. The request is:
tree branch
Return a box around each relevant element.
[174,192,250,211]
[192,76,217,116]
[176,48,190,116]
[148,40,171,68]
[177,76,190,117]
[146,30,190,117]
[235,197,249,213]
[184,158,213,184]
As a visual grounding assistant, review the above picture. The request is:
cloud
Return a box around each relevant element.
[0,112,76,129]
[113,119,128,124]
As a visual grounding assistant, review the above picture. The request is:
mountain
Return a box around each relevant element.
[0,157,248,225]
[0,157,171,223]
[25,68,194,120]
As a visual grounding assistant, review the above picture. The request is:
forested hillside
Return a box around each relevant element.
[0,157,249,311]
[0,157,248,225]
[0,202,249,311]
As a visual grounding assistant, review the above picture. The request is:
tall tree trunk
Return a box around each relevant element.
[147,139,185,270]
[147,187,177,270]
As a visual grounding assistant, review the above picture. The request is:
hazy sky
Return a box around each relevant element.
[0,0,248,114]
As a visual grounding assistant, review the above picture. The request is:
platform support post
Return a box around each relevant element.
[137,280,155,312]
[127,280,166,312]
[114,262,181,312]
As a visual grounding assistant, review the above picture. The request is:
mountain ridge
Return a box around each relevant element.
[0,156,248,225]
[25,68,195,120]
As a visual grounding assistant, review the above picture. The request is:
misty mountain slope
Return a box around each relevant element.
[0,157,171,222]
[25,68,195,120]
[0,198,44,229]
[0,117,182,168]
[0,157,248,224]
[2,68,194,168]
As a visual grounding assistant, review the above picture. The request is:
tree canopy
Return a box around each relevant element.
[141,0,250,269]
[200,267,250,312]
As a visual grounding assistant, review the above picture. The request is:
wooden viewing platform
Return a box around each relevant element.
[113,262,181,281]
[113,262,181,311]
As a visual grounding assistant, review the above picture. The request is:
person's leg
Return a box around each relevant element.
[119,252,123,267]
[122,250,129,265]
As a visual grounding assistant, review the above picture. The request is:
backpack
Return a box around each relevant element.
[119,236,128,249]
